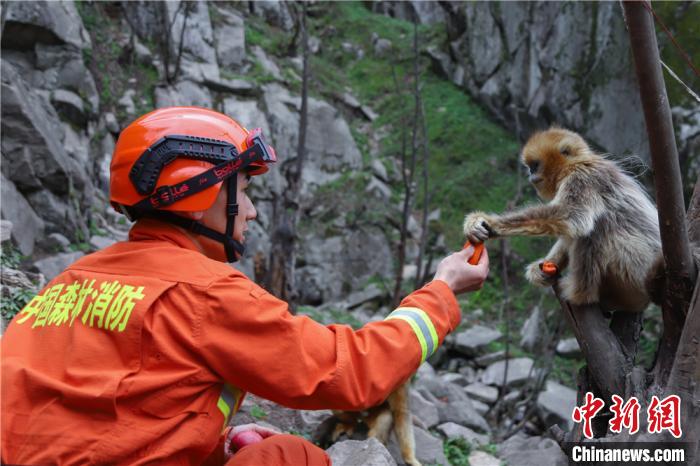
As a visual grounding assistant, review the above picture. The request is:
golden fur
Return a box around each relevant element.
[464,127,661,312]
[329,381,421,466]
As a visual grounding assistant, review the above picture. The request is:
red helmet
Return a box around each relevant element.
[110,106,275,213]
[109,106,277,262]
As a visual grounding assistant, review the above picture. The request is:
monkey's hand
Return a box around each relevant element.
[525,260,558,287]
[463,211,496,243]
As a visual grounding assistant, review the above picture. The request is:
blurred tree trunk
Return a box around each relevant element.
[265,2,309,308]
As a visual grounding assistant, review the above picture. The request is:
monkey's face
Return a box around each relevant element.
[520,128,589,200]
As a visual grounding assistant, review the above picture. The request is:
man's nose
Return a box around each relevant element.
[247,198,257,221]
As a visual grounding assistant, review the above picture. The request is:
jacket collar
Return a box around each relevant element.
[128,218,202,253]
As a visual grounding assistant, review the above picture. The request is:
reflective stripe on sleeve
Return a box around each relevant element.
[217,384,238,426]
[385,307,439,363]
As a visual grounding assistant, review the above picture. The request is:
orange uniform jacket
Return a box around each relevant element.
[1,220,461,465]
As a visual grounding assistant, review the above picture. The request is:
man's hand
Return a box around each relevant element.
[433,244,489,294]
[224,423,281,458]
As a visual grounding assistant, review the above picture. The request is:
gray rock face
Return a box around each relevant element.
[447,2,649,159]
[536,380,576,430]
[469,450,501,466]
[327,438,397,466]
[387,426,447,466]
[481,358,535,387]
[0,174,44,255]
[464,382,499,405]
[154,81,213,108]
[437,422,489,446]
[497,434,568,466]
[520,306,546,352]
[370,1,446,25]
[251,46,283,81]
[0,220,12,243]
[2,62,74,194]
[409,389,439,429]
[250,1,294,31]
[164,1,219,82]
[33,251,85,282]
[453,325,502,357]
[3,1,91,50]
[212,6,246,69]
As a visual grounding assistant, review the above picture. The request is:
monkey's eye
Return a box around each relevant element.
[528,161,540,175]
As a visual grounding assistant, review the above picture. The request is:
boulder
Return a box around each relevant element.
[453,325,502,357]
[345,283,384,309]
[33,251,84,281]
[437,422,489,446]
[370,158,388,182]
[440,372,470,387]
[51,89,86,126]
[1,61,73,194]
[3,1,91,50]
[26,189,81,240]
[117,89,137,116]
[556,337,582,359]
[409,389,439,429]
[536,380,576,430]
[299,409,334,433]
[387,426,447,466]
[0,174,44,255]
[469,451,501,466]
[520,305,546,352]
[326,438,396,466]
[204,77,257,95]
[164,1,219,82]
[89,235,116,251]
[212,6,245,69]
[62,123,90,166]
[471,399,489,416]
[32,45,99,112]
[365,177,391,201]
[0,220,12,243]
[43,233,71,252]
[481,358,535,387]
[474,350,507,367]
[154,81,213,108]
[251,46,283,81]
[464,382,499,405]
[497,434,568,466]
[249,1,294,31]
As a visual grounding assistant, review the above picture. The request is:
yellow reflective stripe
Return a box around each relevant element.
[217,396,231,421]
[387,314,428,362]
[399,307,439,350]
[385,306,439,364]
[218,384,238,427]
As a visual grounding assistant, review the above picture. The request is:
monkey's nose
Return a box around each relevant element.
[529,174,543,184]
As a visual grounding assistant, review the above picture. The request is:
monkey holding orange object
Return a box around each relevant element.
[464,127,661,312]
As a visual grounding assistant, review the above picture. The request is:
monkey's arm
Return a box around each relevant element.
[464,174,604,241]
[525,238,570,287]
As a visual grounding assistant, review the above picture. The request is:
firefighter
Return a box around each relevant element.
[1,107,489,465]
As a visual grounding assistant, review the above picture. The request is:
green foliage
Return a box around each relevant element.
[653,2,700,108]
[250,404,268,420]
[444,437,472,466]
[1,244,23,269]
[1,288,35,321]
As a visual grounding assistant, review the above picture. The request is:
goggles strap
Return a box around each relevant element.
[132,143,267,211]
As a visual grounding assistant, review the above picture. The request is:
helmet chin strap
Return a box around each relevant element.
[138,175,244,263]
[223,174,242,263]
